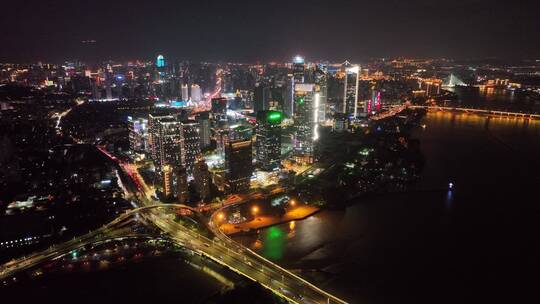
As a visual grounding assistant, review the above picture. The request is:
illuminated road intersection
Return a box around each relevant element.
[0,202,347,304]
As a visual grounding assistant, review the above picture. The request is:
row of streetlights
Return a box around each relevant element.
[216,199,298,223]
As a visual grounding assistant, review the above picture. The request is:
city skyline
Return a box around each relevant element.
[1,2,540,303]
[1,0,539,63]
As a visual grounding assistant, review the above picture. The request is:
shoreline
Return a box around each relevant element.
[219,205,321,236]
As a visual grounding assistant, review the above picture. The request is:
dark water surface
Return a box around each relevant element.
[235,112,540,303]
[1,256,230,303]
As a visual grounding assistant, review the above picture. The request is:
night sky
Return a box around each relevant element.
[1,0,539,63]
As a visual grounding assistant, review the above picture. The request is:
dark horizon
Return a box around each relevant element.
[1,0,540,63]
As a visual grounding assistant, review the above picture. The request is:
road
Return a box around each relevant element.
[1,146,347,304]
[0,210,139,280]
[96,147,347,303]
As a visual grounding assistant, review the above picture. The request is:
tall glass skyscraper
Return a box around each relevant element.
[292,83,318,164]
[255,110,282,171]
[343,65,360,117]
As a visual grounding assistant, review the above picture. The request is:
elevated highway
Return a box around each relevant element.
[1,142,348,303]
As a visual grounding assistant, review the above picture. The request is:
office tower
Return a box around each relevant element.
[105,64,113,100]
[293,83,318,164]
[148,113,183,172]
[181,84,189,101]
[225,138,253,193]
[292,55,305,83]
[284,74,294,117]
[255,111,282,171]
[181,120,201,175]
[254,82,270,113]
[193,157,211,202]
[195,111,211,149]
[156,55,165,68]
[128,117,149,153]
[314,64,328,122]
[343,65,360,117]
[175,166,189,204]
[190,84,202,102]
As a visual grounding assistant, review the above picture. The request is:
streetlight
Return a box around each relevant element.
[251,206,259,215]
[289,199,296,207]
[217,212,225,221]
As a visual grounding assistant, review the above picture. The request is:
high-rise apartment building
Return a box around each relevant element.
[128,117,149,153]
[255,111,282,171]
[149,114,183,172]
[181,121,201,175]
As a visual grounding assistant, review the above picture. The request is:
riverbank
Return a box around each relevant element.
[219,205,320,235]
[232,110,540,304]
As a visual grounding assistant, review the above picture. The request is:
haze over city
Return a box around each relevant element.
[1,0,540,62]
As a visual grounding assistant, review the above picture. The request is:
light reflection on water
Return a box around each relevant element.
[237,112,540,265]
[233,108,540,303]
[261,226,285,260]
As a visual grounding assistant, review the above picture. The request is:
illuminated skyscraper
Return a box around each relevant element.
[181,121,201,175]
[292,83,318,164]
[190,84,202,102]
[128,117,149,153]
[314,64,328,122]
[105,64,113,100]
[292,55,305,83]
[225,137,252,193]
[288,55,306,117]
[284,74,294,117]
[149,114,183,172]
[156,55,165,68]
[255,111,282,171]
[343,65,360,117]
[195,112,211,149]
[181,84,189,101]
[254,82,270,113]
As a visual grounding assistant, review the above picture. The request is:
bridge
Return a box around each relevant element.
[408,105,540,119]
[1,202,347,303]
[1,152,348,304]
[2,97,349,303]
[442,74,466,87]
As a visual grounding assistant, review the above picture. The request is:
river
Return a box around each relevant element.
[234,111,540,303]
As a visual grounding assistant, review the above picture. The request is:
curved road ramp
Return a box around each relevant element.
[1,204,348,304]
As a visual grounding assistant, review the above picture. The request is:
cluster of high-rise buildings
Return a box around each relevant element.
[128,108,210,202]
[123,55,395,202]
